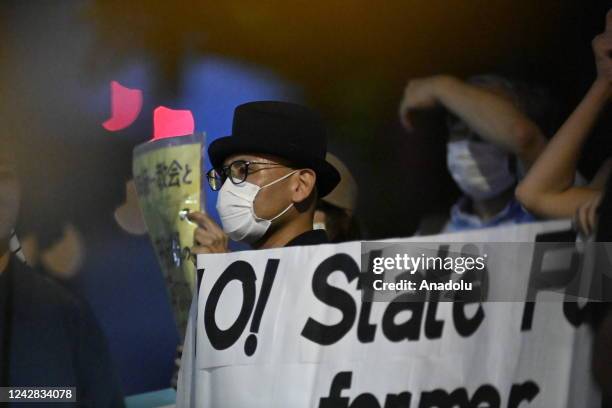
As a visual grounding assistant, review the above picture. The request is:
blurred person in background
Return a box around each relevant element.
[399,73,549,233]
[516,10,612,238]
[0,149,124,407]
[188,101,340,254]
[313,153,361,242]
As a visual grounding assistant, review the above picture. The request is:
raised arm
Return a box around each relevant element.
[399,75,546,169]
[515,14,612,218]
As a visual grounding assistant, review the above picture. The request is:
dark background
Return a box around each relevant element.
[1,0,611,396]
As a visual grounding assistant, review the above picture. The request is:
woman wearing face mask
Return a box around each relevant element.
[399,74,549,233]
[516,11,612,236]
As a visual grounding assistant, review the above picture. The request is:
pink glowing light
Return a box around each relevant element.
[152,106,195,141]
[102,81,143,131]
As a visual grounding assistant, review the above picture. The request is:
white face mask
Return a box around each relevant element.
[216,170,297,243]
[447,140,515,200]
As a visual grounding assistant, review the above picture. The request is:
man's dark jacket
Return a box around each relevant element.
[0,257,124,407]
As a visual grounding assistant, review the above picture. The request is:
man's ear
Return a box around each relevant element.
[291,169,317,204]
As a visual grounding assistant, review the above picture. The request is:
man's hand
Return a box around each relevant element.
[398,75,450,130]
[187,211,229,254]
[592,9,612,84]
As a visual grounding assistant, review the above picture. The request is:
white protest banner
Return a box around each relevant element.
[177,220,601,407]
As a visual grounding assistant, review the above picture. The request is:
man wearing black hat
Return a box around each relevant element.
[188,101,340,251]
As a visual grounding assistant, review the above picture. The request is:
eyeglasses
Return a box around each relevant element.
[206,160,286,191]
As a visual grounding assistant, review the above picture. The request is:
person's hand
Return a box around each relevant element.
[592,9,612,84]
[187,211,229,254]
[574,192,602,237]
[170,345,182,389]
[399,75,450,130]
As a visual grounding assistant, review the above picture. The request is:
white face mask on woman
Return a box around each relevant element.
[446,140,516,200]
[216,170,297,243]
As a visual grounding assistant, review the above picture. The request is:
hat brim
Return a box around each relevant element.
[209,136,341,197]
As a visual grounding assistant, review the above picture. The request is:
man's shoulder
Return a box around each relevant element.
[9,259,93,330]
[11,260,84,311]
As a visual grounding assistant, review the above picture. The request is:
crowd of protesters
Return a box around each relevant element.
[1,7,612,408]
[398,11,612,239]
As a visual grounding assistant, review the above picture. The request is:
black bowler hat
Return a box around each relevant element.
[208,101,341,197]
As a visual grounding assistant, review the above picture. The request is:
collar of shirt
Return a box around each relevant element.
[447,196,534,232]
[285,229,329,247]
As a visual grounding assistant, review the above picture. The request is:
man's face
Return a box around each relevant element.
[222,153,296,221]
[0,161,20,243]
[445,87,516,201]
[447,117,476,144]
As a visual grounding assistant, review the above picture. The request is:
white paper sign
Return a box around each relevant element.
[177,221,601,408]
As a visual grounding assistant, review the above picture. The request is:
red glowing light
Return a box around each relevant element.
[152,106,195,141]
[102,81,143,131]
